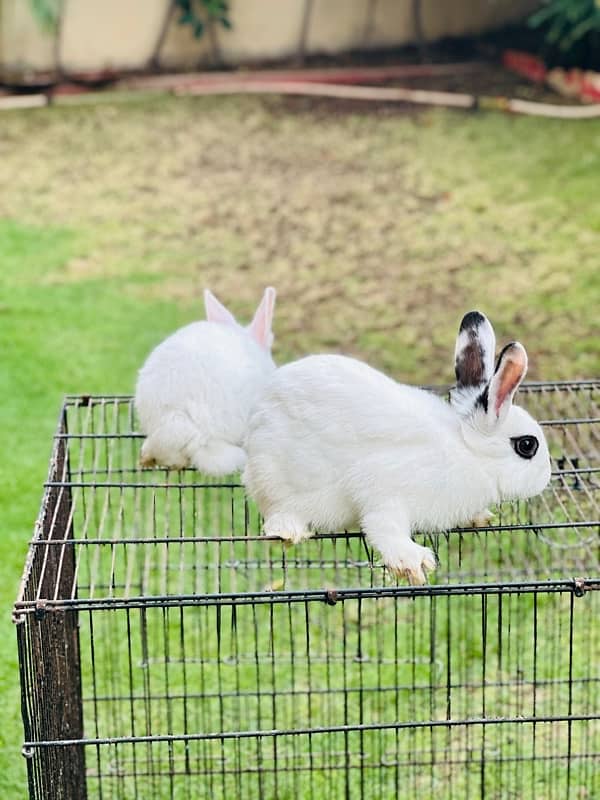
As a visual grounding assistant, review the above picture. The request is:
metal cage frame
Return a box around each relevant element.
[14,381,600,800]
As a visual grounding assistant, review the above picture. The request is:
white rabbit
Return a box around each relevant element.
[244,311,551,584]
[136,287,276,474]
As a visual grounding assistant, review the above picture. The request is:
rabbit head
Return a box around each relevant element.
[450,311,551,502]
[204,287,276,352]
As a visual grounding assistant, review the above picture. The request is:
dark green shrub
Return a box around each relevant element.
[528,0,600,68]
[175,0,231,39]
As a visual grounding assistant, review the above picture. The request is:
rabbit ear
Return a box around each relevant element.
[248,287,276,349]
[204,289,237,326]
[454,311,496,389]
[486,342,528,427]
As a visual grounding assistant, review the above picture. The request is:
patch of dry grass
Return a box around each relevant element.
[1,94,598,380]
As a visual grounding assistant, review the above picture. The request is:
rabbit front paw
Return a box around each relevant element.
[470,508,494,528]
[383,541,437,586]
[263,513,312,545]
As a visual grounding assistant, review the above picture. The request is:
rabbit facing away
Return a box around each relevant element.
[244,311,551,584]
[136,287,276,475]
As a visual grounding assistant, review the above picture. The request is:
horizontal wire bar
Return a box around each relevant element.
[43,480,241,489]
[85,674,600,703]
[552,467,599,475]
[45,467,600,482]
[85,751,600,777]
[22,712,600,750]
[539,417,600,426]
[64,394,135,401]
[26,520,600,547]
[54,432,145,440]
[50,419,600,437]
[13,578,600,615]
[510,380,600,388]
[60,382,600,403]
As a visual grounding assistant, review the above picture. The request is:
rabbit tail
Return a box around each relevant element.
[140,413,246,475]
[139,412,197,469]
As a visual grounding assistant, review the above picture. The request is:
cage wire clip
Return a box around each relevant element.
[324,589,338,606]
[12,609,26,625]
[34,600,48,620]
[573,577,587,597]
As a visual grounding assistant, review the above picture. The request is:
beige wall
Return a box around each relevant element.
[60,0,167,73]
[218,0,307,63]
[0,0,537,80]
[0,0,56,76]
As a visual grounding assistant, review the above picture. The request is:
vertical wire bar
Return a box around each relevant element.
[394,597,400,794]
[162,607,175,800]
[446,593,453,799]
[567,591,575,799]
[465,598,471,800]
[514,592,521,799]
[287,600,299,800]
[506,590,513,796]
[554,592,562,791]
[17,616,37,799]
[429,594,437,795]
[546,597,553,795]
[215,605,227,798]
[532,593,538,794]
[342,600,350,800]
[410,598,417,798]
[497,592,504,792]
[375,596,384,799]
[231,604,241,797]
[197,606,212,798]
[325,595,333,799]
[583,592,593,793]
[125,607,139,800]
[480,594,487,800]
[139,607,155,799]
[250,602,263,797]
[89,610,103,800]
[357,596,365,800]
[303,601,315,800]
[269,603,279,799]
[179,606,190,779]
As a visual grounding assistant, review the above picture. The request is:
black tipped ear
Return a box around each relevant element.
[454,311,496,388]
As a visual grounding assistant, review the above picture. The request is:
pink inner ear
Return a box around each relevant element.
[492,345,528,418]
[249,288,275,348]
[204,290,237,326]
[494,360,523,415]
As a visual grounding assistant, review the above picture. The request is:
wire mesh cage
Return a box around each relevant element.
[14,381,600,800]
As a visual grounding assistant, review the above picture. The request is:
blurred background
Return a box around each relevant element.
[1,1,599,796]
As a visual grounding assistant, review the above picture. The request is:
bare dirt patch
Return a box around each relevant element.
[1,91,597,380]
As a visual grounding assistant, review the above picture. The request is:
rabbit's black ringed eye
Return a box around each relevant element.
[511,436,539,460]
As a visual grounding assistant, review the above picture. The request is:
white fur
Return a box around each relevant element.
[136,289,276,474]
[244,334,551,585]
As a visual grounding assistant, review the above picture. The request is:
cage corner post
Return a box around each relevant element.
[22,404,87,800]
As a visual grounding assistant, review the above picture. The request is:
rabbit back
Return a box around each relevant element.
[244,354,468,530]
[136,321,274,468]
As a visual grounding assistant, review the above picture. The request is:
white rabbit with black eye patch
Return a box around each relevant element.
[243,311,551,585]
[136,287,276,475]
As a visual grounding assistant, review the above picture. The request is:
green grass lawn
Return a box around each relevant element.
[1,93,599,798]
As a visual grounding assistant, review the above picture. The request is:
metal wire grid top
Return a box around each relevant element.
[14,381,600,615]
[13,382,600,800]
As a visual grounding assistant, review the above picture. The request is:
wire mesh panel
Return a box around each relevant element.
[14,382,600,800]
